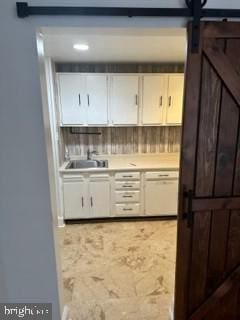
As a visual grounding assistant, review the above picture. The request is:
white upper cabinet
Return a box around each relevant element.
[86,75,108,125]
[142,75,168,125]
[166,74,184,125]
[57,72,184,127]
[58,73,108,126]
[58,74,87,125]
[110,75,139,125]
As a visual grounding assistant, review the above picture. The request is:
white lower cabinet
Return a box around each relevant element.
[63,176,88,219]
[89,175,111,218]
[63,174,111,219]
[145,171,179,216]
[62,169,179,220]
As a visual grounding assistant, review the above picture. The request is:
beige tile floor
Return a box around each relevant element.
[57,220,177,320]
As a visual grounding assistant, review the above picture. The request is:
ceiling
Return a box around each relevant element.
[42,27,187,63]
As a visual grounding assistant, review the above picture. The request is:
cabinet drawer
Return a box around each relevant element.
[145,171,179,180]
[89,174,110,181]
[115,172,140,180]
[115,181,140,190]
[115,203,141,216]
[115,191,140,203]
[63,174,85,182]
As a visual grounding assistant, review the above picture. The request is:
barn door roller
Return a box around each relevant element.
[16,0,240,53]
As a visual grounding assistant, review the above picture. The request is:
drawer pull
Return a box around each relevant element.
[122,175,133,178]
[158,174,169,177]
[81,197,84,208]
[123,185,133,188]
[123,195,133,198]
[123,208,133,211]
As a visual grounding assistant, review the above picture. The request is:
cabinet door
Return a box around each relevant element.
[142,75,168,125]
[58,74,87,125]
[89,177,111,218]
[110,76,139,125]
[63,178,88,219]
[166,74,184,125]
[86,75,108,125]
[145,179,178,216]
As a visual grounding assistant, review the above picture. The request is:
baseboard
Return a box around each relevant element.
[58,216,65,228]
[65,215,177,225]
[169,297,174,320]
[62,305,69,320]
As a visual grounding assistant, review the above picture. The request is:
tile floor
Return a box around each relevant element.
[57,220,177,320]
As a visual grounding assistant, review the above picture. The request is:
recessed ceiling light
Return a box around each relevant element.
[73,43,89,51]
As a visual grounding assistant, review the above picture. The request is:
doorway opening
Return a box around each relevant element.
[38,26,187,320]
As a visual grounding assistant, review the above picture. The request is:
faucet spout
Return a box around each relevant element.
[87,149,91,160]
[87,149,98,160]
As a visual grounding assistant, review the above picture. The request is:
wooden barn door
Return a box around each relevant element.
[175,22,240,320]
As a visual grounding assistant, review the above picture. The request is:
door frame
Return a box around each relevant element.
[36,26,187,320]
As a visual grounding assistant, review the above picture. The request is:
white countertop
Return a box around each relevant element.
[59,153,180,173]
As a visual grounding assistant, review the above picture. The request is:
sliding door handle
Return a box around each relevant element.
[78,94,81,106]
[87,94,90,106]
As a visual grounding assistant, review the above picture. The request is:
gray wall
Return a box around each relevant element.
[1,1,240,319]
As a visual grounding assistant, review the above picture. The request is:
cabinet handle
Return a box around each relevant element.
[159,96,163,107]
[78,94,81,106]
[87,94,90,106]
[123,208,133,211]
[158,174,169,177]
[123,195,133,198]
[123,185,133,188]
[161,181,175,184]
[81,197,84,208]
[168,96,172,107]
[90,196,93,207]
[135,94,138,106]
[122,175,133,178]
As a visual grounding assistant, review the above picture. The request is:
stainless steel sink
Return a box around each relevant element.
[66,159,108,169]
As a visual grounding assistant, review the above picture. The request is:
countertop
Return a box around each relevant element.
[59,153,180,173]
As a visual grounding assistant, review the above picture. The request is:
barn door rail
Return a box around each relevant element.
[183,190,240,227]
[15,1,240,53]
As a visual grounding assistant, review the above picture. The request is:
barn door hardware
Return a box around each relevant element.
[16,1,240,53]
[185,0,207,53]
[183,189,194,228]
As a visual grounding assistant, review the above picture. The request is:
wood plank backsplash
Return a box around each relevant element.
[62,126,181,156]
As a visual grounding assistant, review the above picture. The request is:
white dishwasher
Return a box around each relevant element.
[144,171,179,216]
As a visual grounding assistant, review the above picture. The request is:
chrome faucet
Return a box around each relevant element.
[87,149,98,160]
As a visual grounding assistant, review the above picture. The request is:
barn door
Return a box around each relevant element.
[175,21,240,320]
